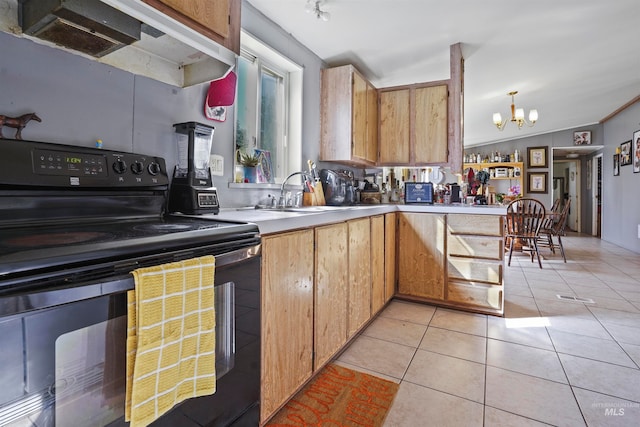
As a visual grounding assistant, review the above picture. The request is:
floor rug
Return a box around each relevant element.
[266,363,399,427]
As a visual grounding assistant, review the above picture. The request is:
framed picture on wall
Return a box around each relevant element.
[527,172,548,193]
[613,154,620,176]
[574,131,592,145]
[633,130,640,173]
[527,146,548,168]
[620,140,632,166]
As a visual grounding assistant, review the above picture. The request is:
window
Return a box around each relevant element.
[235,32,302,184]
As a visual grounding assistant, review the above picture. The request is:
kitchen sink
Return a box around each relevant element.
[237,205,351,213]
[275,206,350,212]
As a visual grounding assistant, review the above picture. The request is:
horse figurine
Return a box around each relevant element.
[0,113,42,140]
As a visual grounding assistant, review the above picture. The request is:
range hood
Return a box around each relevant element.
[19,0,141,57]
[6,0,236,88]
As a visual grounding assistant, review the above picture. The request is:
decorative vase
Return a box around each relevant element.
[243,166,257,183]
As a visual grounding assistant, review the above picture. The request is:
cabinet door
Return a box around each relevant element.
[320,65,376,167]
[384,212,396,303]
[261,230,314,423]
[142,0,239,53]
[314,223,348,370]
[352,72,368,161]
[370,215,385,314]
[348,218,372,337]
[379,89,410,164]
[415,85,448,164]
[366,81,379,163]
[397,213,446,300]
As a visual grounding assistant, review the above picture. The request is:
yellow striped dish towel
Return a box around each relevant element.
[125,255,216,427]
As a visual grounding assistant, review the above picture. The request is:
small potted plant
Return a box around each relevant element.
[239,152,260,183]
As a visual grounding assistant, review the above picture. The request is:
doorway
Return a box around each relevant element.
[592,154,603,237]
[552,160,580,232]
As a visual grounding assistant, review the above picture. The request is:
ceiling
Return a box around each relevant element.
[247,0,640,148]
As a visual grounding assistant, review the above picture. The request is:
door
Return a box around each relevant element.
[397,213,446,300]
[379,89,410,164]
[347,218,372,338]
[314,223,348,369]
[414,85,448,164]
[261,230,314,422]
[592,154,603,237]
[567,161,579,232]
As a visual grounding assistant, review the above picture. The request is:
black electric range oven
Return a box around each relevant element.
[0,139,261,427]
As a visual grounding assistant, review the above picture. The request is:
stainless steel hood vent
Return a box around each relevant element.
[19,0,141,57]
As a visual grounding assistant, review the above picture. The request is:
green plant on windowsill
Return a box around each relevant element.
[239,152,260,167]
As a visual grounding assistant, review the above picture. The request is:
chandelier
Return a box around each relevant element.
[305,0,331,21]
[492,91,538,131]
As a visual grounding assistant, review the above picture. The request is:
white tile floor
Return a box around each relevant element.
[335,233,640,426]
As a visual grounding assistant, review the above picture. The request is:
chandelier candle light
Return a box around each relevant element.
[493,91,538,131]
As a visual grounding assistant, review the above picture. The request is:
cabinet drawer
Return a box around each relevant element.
[448,214,503,236]
[448,235,503,260]
[447,280,503,311]
[448,258,502,285]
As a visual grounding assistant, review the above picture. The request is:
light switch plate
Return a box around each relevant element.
[210,154,224,176]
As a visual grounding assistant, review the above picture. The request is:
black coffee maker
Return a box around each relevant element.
[167,122,219,214]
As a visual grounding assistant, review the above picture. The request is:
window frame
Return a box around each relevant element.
[234,31,302,184]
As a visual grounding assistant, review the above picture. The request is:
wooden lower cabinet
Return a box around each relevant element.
[261,215,397,422]
[314,223,349,369]
[395,212,505,315]
[446,214,505,314]
[397,212,446,300]
[260,230,314,423]
[370,215,385,313]
[384,213,396,303]
[347,218,372,338]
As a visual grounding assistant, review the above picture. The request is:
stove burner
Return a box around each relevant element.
[5,232,111,248]
[133,222,222,233]
[135,224,195,232]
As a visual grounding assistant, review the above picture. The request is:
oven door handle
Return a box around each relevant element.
[0,243,261,317]
[215,243,261,268]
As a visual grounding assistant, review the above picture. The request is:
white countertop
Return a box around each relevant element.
[214,204,507,235]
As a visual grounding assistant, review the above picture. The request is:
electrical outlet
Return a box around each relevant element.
[210,154,224,176]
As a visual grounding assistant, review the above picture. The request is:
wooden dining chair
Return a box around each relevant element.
[505,198,546,268]
[539,197,571,262]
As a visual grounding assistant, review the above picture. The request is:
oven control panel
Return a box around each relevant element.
[34,148,110,178]
[0,138,169,188]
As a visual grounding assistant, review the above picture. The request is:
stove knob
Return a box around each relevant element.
[113,158,127,174]
[131,161,144,175]
[147,162,162,176]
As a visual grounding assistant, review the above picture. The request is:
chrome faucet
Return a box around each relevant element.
[280,171,314,207]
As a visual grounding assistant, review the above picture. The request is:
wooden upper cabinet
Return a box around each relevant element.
[352,72,368,161]
[379,88,410,164]
[320,65,378,167]
[366,80,379,163]
[415,85,448,164]
[379,83,448,165]
[142,0,240,54]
